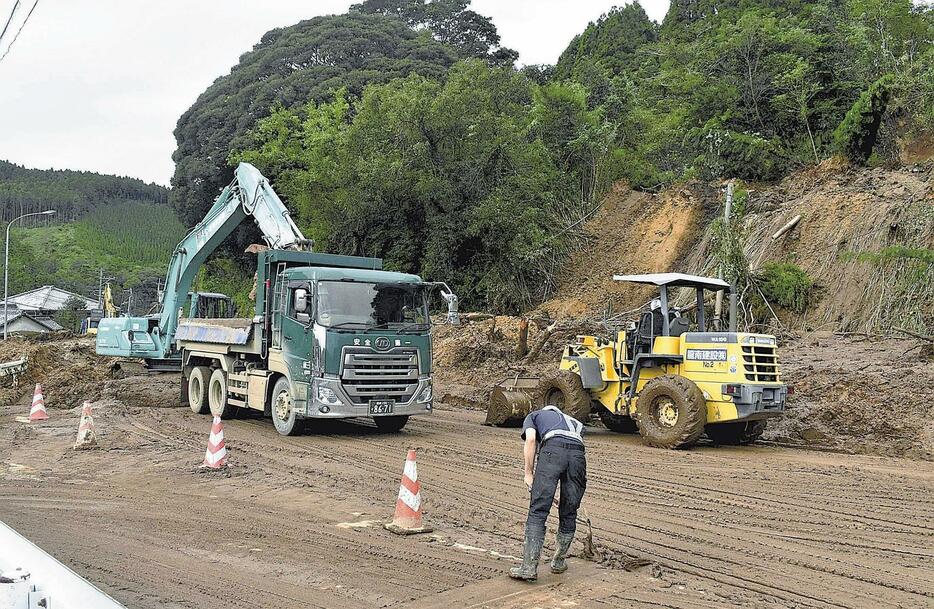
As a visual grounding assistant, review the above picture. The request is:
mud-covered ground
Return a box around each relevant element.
[1,334,933,609]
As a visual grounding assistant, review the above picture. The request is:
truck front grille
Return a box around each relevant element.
[742,345,780,382]
[340,347,420,405]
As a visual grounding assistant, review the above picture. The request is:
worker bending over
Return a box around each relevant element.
[510,404,587,581]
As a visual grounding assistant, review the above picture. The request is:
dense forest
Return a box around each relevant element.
[0,160,168,224]
[0,162,179,309]
[186,0,929,312]
[170,0,516,228]
[7,0,929,317]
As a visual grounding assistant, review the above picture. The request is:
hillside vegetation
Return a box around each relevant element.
[0,160,167,224]
[217,0,933,314]
[0,160,183,310]
[170,1,516,229]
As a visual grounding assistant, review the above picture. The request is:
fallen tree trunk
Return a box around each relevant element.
[772,214,802,240]
[523,321,558,362]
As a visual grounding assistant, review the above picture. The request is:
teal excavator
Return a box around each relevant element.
[95,163,312,369]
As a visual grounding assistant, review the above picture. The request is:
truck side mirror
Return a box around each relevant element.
[293,289,309,313]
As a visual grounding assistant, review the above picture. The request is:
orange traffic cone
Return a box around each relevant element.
[385,449,433,535]
[73,402,99,450]
[202,416,228,468]
[28,384,48,422]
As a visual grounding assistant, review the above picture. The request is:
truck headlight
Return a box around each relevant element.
[316,384,342,406]
[416,384,433,403]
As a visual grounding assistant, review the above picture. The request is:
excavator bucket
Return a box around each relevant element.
[484,375,543,427]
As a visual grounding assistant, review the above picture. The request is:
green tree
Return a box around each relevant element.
[351,0,518,65]
[170,12,458,228]
[236,61,595,312]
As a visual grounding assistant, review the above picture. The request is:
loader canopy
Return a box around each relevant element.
[612,273,731,293]
[613,272,735,335]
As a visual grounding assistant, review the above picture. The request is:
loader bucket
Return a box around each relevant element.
[484,375,543,427]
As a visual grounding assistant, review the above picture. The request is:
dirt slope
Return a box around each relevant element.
[735,162,934,333]
[539,182,711,318]
[2,378,933,609]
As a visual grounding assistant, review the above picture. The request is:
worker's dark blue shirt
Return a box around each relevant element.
[521,406,585,446]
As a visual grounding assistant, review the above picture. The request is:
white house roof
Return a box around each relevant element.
[1,285,97,311]
[613,273,732,292]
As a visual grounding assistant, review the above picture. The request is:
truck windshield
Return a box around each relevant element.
[316,281,429,330]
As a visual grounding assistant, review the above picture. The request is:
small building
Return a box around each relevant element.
[0,285,97,335]
[1,285,98,313]
[0,309,64,334]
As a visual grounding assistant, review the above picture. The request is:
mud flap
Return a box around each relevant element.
[569,357,603,389]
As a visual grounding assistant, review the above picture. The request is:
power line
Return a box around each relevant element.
[0,1,21,46]
[0,0,37,65]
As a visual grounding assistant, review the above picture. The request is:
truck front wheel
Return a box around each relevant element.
[374,415,409,432]
[271,377,303,436]
[188,366,210,414]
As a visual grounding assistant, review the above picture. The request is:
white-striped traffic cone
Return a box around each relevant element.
[385,449,433,535]
[28,384,48,422]
[202,416,228,469]
[73,402,99,450]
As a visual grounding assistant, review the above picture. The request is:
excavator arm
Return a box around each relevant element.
[96,163,309,363]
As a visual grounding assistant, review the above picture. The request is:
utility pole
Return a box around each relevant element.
[4,209,56,339]
[97,268,104,308]
[714,181,734,329]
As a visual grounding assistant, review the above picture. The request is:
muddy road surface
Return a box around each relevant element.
[1,392,932,609]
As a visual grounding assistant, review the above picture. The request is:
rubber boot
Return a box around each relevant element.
[550,531,574,574]
[509,533,544,581]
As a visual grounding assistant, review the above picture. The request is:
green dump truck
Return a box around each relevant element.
[97,163,457,435]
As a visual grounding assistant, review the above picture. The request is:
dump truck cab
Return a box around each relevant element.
[558,273,788,448]
[266,261,434,423]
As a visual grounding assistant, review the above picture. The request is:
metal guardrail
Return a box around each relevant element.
[0,356,27,386]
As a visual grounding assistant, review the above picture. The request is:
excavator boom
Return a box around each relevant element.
[96,163,308,363]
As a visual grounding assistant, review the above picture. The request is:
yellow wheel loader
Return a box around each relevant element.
[541,274,788,449]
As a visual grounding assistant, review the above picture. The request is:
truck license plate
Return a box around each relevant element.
[369,400,394,415]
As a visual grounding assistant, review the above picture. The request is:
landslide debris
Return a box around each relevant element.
[437,162,934,460]
[0,336,121,410]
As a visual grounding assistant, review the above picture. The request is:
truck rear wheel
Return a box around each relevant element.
[634,375,706,449]
[705,421,767,446]
[598,407,639,434]
[188,366,210,414]
[539,370,592,422]
[208,368,235,419]
[271,377,303,436]
[374,415,409,433]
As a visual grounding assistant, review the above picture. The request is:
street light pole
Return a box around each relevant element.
[4,210,57,339]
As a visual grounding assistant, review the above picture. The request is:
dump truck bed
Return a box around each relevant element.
[175,318,255,346]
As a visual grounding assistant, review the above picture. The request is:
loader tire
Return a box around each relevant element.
[188,366,211,414]
[539,370,592,422]
[634,375,706,449]
[705,420,767,446]
[208,368,235,419]
[598,407,639,434]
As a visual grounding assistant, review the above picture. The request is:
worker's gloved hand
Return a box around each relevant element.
[524,472,534,492]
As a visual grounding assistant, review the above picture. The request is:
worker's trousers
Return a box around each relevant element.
[525,440,587,538]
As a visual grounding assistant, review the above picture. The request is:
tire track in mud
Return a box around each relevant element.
[326,413,934,607]
[6,403,933,609]
[205,416,917,608]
